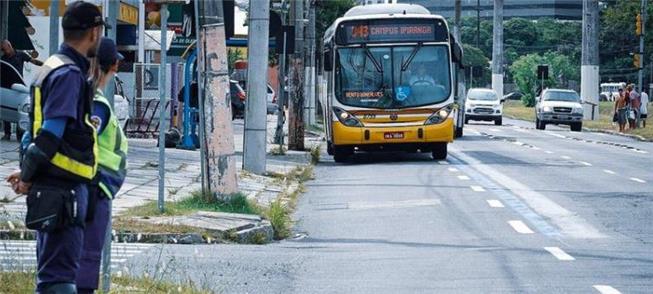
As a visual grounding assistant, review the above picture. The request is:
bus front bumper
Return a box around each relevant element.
[332,119,454,146]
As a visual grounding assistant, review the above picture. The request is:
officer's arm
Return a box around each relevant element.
[92,100,110,134]
[20,118,66,182]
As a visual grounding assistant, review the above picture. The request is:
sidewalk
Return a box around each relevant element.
[0,116,320,232]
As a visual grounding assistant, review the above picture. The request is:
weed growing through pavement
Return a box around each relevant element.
[310,145,321,164]
[270,144,287,156]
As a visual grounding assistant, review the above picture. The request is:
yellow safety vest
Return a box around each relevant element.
[94,91,128,198]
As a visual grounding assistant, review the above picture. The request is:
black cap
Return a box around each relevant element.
[97,37,124,67]
[62,1,107,30]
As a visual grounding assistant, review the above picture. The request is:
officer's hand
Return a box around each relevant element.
[6,171,30,195]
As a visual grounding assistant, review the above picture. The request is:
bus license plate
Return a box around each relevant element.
[384,132,404,139]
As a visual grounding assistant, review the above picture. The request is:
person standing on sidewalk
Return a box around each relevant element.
[76,37,129,293]
[628,84,641,128]
[639,89,648,128]
[5,2,103,292]
[1,39,43,141]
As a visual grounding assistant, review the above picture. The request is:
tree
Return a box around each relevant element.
[316,0,355,44]
[510,52,579,107]
[462,44,491,87]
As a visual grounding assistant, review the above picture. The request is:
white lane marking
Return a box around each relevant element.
[630,177,646,183]
[489,128,503,132]
[448,167,459,172]
[486,199,504,208]
[544,247,575,261]
[593,285,622,294]
[545,150,554,154]
[579,161,593,166]
[347,199,441,210]
[457,175,470,180]
[450,147,604,239]
[508,220,535,234]
[603,169,616,175]
[561,155,571,160]
[546,132,566,138]
[531,146,541,150]
[470,185,486,192]
[438,161,449,165]
[512,141,525,146]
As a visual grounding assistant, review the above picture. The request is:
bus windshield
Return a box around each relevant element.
[336,45,451,109]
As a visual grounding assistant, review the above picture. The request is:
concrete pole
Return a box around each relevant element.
[49,0,59,55]
[274,28,287,145]
[581,0,599,120]
[492,0,504,99]
[288,0,305,151]
[243,0,270,175]
[105,0,118,107]
[638,0,647,93]
[158,4,168,212]
[138,0,145,63]
[304,1,316,126]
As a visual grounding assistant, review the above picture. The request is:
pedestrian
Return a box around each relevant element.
[628,84,641,128]
[4,1,104,292]
[641,89,649,128]
[1,39,43,141]
[614,88,628,132]
[75,37,128,293]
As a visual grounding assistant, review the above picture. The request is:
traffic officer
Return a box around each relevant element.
[5,1,103,292]
[76,37,128,293]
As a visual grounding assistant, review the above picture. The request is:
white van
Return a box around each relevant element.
[465,88,504,125]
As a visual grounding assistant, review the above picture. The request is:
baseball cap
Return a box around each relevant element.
[97,38,124,67]
[62,1,108,30]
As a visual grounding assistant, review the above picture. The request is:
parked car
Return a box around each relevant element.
[0,60,30,139]
[230,80,279,119]
[535,89,584,132]
[465,88,504,125]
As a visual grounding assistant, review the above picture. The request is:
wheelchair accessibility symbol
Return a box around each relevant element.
[395,86,411,101]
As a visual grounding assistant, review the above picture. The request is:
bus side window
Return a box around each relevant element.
[324,50,333,71]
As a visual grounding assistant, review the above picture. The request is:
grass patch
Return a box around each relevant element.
[269,144,287,156]
[265,200,291,239]
[0,272,210,293]
[309,145,321,164]
[503,100,653,140]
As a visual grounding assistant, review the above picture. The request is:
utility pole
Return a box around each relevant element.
[476,0,480,49]
[288,0,305,151]
[581,0,599,120]
[49,0,59,55]
[454,0,461,41]
[138,0,145,63]
[196,0,238,199]
[637,0,647,92]
[492,0,504,99]
[274,2,289,145]
[157,4,168,212]
[243,0,270,175]
[304,0,316,127]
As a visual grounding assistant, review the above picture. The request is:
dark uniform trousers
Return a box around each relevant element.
[35,184,88,291]
[76,188,111,292]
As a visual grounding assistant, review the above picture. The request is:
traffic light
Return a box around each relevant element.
[633,53,641,68]
[636,13,642,36]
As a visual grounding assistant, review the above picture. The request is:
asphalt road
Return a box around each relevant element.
[125,118,652,294]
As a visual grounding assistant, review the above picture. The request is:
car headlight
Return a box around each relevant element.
[425,105,453,125]
[543,106,552,112]
[572,107,583,114]
[333,107,363,127]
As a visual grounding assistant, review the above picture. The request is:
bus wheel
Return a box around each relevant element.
[431,143,447,160]
[333,147,353,163]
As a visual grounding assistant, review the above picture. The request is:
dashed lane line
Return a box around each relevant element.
[457,175,470,181]
[579,161,593,166]
[448,167,459,172]
[508,220,535,234]
[593,285,622,294]
[470,185,485,192]
[561,155,572,160]
[543,247,575,261]
[629,177,646,183]
[486,199,504,208]
[438,161,450,165]
[603,169,616,175]
[545,132,567,138]
[545,150,554,154]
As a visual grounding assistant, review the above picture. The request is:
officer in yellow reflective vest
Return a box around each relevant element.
[76,37,128,293]
[5,2,104,292]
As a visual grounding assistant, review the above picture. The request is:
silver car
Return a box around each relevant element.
[535,89,584,132]
[0,60,30,138]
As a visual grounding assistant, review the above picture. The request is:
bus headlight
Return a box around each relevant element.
[424,105,452,125]
[333,107,363,127]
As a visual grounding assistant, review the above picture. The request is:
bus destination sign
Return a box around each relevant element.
[337,19,447,45]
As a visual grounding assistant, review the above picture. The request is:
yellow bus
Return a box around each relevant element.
[320,3,465,162]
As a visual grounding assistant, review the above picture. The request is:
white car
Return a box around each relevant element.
[465,88,504,125]
[535,89,584,132]
[266,84,279,115]
[1,60,30,138]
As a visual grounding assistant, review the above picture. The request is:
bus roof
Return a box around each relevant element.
[323,4,447,44]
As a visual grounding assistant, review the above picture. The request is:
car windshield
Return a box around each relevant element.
[468,90,498,101]
[543,91,580,102]
[335,45,451,109]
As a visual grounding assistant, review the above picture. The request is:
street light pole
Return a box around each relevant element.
[243,0,270,175]
[638,0,647,92]
[492,0,504,99]
[158,4,168,212]
[581,0,599,120]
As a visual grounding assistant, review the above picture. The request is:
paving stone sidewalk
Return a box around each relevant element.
[0,117,320,228]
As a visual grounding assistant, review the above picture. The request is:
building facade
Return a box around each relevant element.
[397,0,582,20]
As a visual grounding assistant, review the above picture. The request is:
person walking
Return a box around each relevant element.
[641,89,649,128]
[628,84,641,128]
[1,39,43,140]
[75,37,128,293]
[614,88,628,133]
[5,2,103,292]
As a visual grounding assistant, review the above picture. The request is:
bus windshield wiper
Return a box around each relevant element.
[401,43,422,72]
[364,46,383,73]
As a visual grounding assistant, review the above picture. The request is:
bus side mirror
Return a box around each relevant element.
[324,51,333,72]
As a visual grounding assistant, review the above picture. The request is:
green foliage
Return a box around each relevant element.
[316,0,356,43]
[510,52,578,107]
[462,44,491,87]
[228,48,244,73]
[266,200,291,240]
